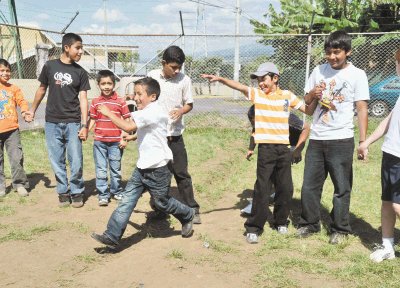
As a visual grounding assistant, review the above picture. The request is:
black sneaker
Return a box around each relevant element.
[329,232,348,245]
[91,233,118,249]
[193,211,202,224]
[71,193,84,208]
[296,226,318,238]
[58,193,71,207]
[181,219,194,238]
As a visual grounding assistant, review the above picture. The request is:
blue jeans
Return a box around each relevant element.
[93,141,123,200]
[45,122,84,196]
[104,165,194,243]
[298,138,354,234]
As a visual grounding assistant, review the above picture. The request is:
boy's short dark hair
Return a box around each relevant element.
[0,58,11,69]
[134,77,161,100]
[162,46,185,65]
[62,33,82,52]
[324,30,352,52]
[96,70,116,84]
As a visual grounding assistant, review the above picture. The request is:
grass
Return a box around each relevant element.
[0,118,398,287]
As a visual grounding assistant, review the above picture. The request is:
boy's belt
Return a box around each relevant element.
[167,135,181,142]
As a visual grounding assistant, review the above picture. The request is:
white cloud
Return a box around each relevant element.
[19,21,41,29]
[36,13,50,20]
[92,8,128,23]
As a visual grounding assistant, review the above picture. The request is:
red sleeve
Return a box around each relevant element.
[120,99,131,119]
[89,99,98,119]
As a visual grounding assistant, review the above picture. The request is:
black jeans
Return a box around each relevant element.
[167,135,200,211]
[298,138,354,234]
[245,144,293,234]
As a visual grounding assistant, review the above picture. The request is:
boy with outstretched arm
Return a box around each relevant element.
[296,30,369,244]
[357,48,400,262]
[30,33,90,208]
[202,62,312,244]
[91,77,195,249]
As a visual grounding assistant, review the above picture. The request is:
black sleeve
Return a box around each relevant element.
[38,62,49,85]
[79,69,91,91]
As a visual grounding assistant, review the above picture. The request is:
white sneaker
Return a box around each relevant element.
[277,226,288,235]
[370,244,395,263]
[246,233,258,244]
[16,187,28,197]
[113,194,122,201]
[98,199,109,206]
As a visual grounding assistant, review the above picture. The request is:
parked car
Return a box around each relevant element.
[369,75,400,117]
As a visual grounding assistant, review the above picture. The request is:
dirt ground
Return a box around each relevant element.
[0,171,271,288]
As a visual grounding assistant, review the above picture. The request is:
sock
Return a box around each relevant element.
[382,238,394,251]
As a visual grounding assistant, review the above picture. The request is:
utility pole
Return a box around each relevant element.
[233,0,240,99]
[103,0,109,68]
[8,0,24,78]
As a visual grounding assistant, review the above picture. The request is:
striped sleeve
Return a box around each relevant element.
[89,99,98,119]
[120,99,131,119]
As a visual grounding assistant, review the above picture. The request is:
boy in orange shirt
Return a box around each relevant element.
[0,59,32,197]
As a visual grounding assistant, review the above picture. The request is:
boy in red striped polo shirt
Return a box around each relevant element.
[89,70,131,206]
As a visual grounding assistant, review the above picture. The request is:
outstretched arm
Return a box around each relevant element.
[357,111,391,160]
[97,105,137,133]
[201,74,249,97]
[30,84,47,116]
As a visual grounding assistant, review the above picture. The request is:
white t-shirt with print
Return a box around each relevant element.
[382,97,400,158]
[131,101,173,169]
[147,69,193,137]
[305,63,370,140]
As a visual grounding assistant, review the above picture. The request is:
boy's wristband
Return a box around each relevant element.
[80,123,88,128]
[359,140,365,144]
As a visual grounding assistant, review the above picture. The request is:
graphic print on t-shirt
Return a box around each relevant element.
[54,72,73,87]
[0,89,12,120]
[318,79,346,124]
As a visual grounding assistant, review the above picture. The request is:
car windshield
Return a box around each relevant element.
[383,78,400,90]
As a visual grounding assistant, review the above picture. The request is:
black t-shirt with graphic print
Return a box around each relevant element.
[38,59,90,123]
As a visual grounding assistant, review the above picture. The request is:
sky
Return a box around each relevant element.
[0,0,279,35]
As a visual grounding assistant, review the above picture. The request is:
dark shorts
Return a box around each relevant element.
[381,152,400,204]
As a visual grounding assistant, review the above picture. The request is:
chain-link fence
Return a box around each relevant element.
[1,23,399,131]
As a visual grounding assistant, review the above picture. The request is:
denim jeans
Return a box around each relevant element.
[0,129,29,191]
[245,144,293,234]
[104,165,194,243]
[45,122,84,196]
[298,138,354,234]
[168,135,199,210]
[93,141,123,200]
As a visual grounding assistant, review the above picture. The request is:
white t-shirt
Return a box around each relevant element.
[147,69,193,136]
[382,97,400,158]
[131,101,173,169]
[305,63,370,140]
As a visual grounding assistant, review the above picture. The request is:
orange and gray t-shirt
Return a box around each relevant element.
[0,83,28,133]
[247,87,303,144]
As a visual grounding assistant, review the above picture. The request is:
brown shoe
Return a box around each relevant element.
[58,193,71,207]
[71,194,84,208]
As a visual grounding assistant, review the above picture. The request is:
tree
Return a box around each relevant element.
[117,51,139,73]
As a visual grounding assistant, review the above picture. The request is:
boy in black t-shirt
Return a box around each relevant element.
[30,33,91,208]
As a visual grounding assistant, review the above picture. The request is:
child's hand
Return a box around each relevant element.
[291,148,302,164]
[169,108,183,121]
[23,111,33,122]
[357,142,368,160]
[78,127,88,141]
[246,150,254,161]
[308,85,324,100]
[119,138,128,149]
[201,74,219,82]
[124,134,137,142]
[97,105,111,117]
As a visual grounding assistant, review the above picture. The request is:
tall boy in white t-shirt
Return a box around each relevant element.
[358,48,400,262]
[297,30,370,244]
[91,77,195,249]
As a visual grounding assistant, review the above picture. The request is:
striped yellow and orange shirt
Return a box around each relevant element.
[247,87,303,144]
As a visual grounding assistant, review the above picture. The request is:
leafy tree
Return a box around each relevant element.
[117,51,139,73]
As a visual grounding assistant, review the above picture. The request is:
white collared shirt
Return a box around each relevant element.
[131,101,173,169]
[147,69,193,136]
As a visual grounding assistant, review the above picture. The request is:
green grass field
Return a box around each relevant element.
[1,121,399,287]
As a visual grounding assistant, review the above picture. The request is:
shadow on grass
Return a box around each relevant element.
[94,211,183,254]
[28,172,54,190]
[236,187,390,250]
